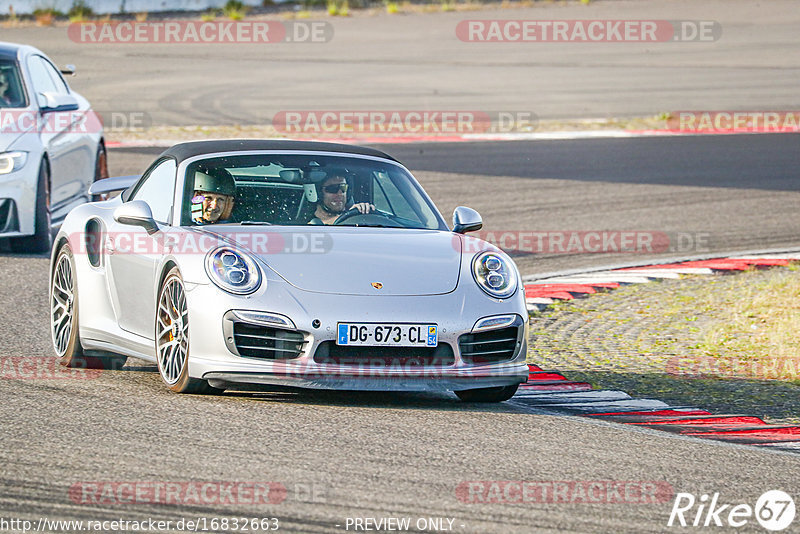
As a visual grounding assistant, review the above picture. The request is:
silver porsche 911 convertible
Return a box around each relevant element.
[50,140,529,402]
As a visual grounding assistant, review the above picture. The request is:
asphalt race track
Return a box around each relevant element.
[1,136,799,533]
[2,0,800,530]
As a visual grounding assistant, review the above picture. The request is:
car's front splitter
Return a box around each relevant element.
[201,362,529,392]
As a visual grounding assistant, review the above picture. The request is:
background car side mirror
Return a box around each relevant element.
[114,200,159,234]
[38,92,79,113]
[453,206,482,234]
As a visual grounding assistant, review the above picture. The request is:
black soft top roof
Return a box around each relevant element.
[158,140,399,164]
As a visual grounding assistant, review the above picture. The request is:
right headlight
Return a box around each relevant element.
[0,151,28,175]
[204,246,262,295]
[471,250,518,299]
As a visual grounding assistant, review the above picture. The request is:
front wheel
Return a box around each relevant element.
[454,384,519,403]
[156,267,222,394]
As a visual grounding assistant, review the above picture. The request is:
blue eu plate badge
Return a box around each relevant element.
[427,326,437,346]
[337,324,349,345]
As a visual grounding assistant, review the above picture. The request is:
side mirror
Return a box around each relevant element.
[60,64,77,76]
[114,200,158,234]
[89,175,140,198]
[453,206,482,234]
[38,92,79,113]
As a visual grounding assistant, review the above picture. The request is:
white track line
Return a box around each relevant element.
[513,390,632,402]
[514,399,671,412]
[730,254,800,260]
[534,274,655,284]
[525,297,555,304]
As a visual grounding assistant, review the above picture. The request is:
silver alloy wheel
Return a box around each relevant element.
[157,275,189,385]
[51,252,74,356]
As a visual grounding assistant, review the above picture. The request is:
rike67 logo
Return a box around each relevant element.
[668,490,796,531]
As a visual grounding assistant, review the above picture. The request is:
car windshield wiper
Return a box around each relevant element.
[340,223,395,228]
[240,221,273,225]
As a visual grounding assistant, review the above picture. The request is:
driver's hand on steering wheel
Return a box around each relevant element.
[351,202,375,214]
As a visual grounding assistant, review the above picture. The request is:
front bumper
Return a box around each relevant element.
[185,279,530,392]
[0,164,38,237]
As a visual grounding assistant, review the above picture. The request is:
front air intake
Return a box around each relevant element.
[229,321,306,360]
[458,323,522,365]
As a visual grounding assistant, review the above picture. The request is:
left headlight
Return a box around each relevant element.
[472,250,518,299]
[205,246,262,295]
[0,151,28,175]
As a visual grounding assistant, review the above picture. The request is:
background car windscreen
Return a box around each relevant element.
[0,60,28,108]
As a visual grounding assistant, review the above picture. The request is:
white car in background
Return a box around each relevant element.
[0,41,107,253]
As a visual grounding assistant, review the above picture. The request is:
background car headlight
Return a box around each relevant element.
[0,151,28,174]
[205,247,262,295]
[472,251,518,299]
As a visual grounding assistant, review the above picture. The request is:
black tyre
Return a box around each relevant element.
[10,160,51,254]
[52,244,128,370]
[90,142,109,202]
[156,267,223,394]
[454,384,519,403]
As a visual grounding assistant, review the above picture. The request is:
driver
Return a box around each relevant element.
[309,172,374,225]
[191,167,236,225]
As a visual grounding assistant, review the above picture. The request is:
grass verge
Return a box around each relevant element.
[528,266,800,424]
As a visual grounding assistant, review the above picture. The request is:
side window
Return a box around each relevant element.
[26,57,58,106]
[130,159,177,224]
[40,58,70,94]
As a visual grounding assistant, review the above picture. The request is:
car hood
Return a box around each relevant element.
[0,130,24,152]
[197,226,462,296]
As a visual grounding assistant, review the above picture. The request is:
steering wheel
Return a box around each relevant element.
[333,207,396,226]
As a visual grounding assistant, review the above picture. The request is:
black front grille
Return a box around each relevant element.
[459,326,520,364]
[313,341,455,367]
[233,323,306,360]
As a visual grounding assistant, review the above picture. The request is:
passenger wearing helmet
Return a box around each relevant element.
[191,167,236,225]
[308,171,374,225]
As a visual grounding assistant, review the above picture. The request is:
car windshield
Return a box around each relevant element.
[180,153,447,230]
[0,60,27,109]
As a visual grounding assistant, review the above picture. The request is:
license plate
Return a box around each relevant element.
[337,323,438,347]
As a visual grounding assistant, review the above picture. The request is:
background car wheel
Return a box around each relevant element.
[52,244,127,370]
[10,160,51,254]
[156,267,223,394]
[454,384,519,403]
[90,143,109,202]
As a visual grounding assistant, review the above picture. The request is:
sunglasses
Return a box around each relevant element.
[323,183,348,194]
